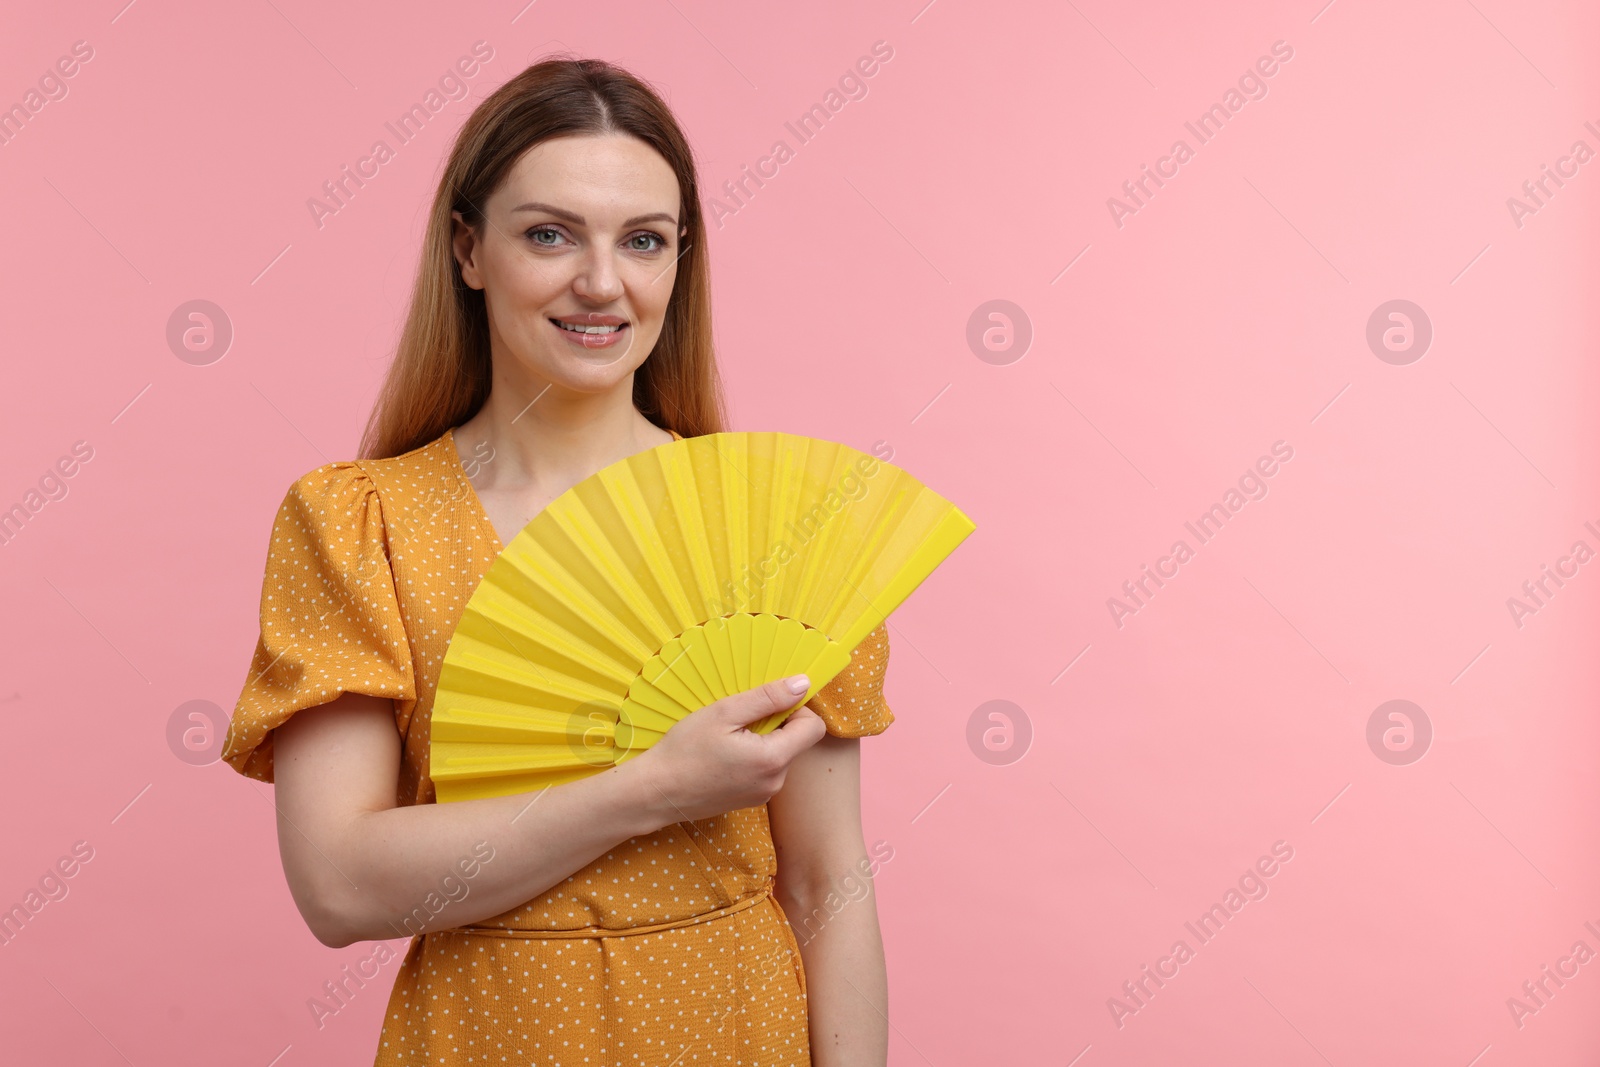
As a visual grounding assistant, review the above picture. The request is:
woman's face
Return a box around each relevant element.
[452,133,686,392]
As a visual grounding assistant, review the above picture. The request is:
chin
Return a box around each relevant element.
[517,348,647,392]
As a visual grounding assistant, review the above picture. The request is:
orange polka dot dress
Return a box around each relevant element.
[222,427,894,1066]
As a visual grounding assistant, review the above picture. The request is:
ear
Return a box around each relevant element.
[451,210,485,291]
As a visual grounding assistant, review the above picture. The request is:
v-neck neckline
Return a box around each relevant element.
[444,427,507,555]
[443,425,682,556]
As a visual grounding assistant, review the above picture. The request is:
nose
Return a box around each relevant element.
[571,243,625,304]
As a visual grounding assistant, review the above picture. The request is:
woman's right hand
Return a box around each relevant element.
[630,674,829,825]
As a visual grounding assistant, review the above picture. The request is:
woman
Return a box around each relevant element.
[222,57,894,1066]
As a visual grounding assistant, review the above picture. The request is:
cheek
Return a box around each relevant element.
[630,263,678,324]
[482,282,533,340]
[504,246,566,297]
[489,252,566,322]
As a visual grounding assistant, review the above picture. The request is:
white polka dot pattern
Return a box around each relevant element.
[220,429,894,1065]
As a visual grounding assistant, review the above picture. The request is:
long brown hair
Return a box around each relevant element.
[360,55,727,460]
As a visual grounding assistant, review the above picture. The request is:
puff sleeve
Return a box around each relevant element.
[804,621,895,738]
[221,463,416,783]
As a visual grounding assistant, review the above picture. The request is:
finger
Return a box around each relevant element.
[770,705,822,733]
[718,675,811,727]
[761,706,827,760]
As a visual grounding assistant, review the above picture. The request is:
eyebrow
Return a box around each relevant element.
[510,201,678,228]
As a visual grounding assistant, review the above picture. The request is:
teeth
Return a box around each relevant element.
[554,319,624,334]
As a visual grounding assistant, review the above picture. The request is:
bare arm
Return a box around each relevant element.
[272,674,826,948]
[767,734,890,1067]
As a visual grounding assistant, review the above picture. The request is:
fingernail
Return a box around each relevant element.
[785,674,810,694]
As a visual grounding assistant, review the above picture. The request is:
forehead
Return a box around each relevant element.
[494,133,680,220]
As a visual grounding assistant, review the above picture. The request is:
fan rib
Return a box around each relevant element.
[430,433,974,803]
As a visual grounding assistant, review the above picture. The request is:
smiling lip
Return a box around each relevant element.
[550,313,628,349]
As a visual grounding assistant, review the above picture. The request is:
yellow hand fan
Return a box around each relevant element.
[429,432,974,803]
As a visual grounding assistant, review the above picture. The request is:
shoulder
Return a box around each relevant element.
[271,463,381,551]
[805,621,895,738]
[281,460,372,508]
[278,433,456,518]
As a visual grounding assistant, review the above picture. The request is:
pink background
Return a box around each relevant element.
[1,0,1596,1063]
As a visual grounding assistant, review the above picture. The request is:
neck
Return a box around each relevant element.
[456,371,666,496]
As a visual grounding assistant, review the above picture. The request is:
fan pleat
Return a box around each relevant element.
[816,477,919,635]
[599,459,693,637]
[496,533,645,672]
[429,432,974,803]
[563,472,668,643]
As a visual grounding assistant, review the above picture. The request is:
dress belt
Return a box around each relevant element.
[452,884,772,940]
